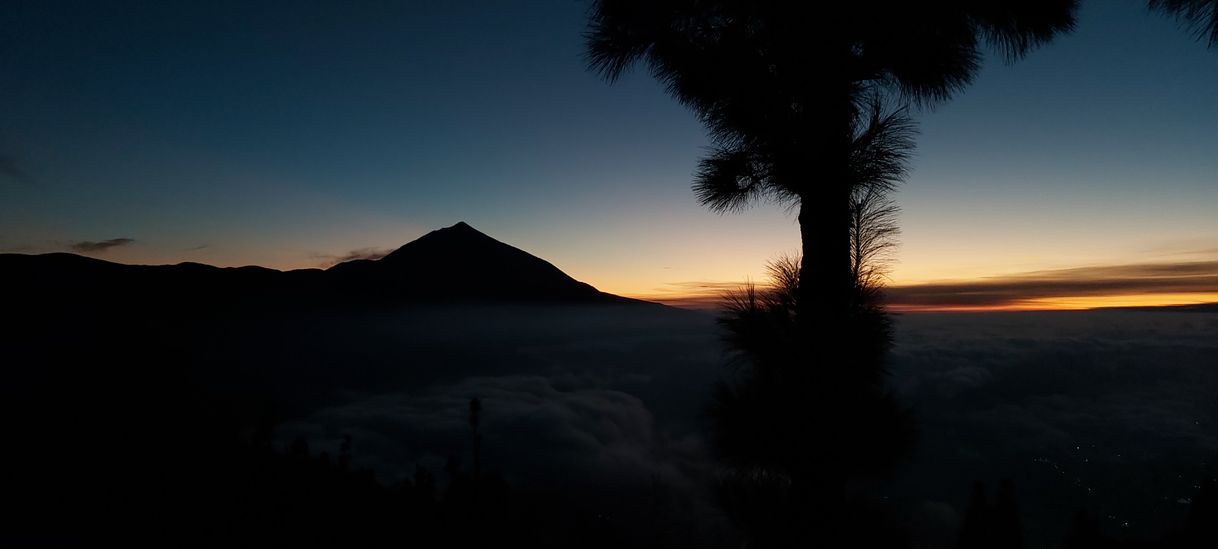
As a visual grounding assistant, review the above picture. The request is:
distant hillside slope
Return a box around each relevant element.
[1,222,645,308]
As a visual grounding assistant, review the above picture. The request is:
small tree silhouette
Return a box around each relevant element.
[711,263,914,546]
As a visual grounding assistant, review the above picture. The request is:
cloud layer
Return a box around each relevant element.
[69,238,135,253]
[888,260,1218,309]
[653,258,1218,311]
[886,310,1218,545]
[316,247,392,267]
[247,304,1217,547]
[270,305,728,544]
[633,281,758,310]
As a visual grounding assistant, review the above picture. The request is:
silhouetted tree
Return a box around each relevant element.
[702,97,916,546]
[712,252,914,546]
[588,6,1078,543]
[586,0,1077,326]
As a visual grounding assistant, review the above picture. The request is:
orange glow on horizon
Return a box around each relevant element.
[627,289,1218,312]
[1015,292,1218,310]
[882,292,1218,313]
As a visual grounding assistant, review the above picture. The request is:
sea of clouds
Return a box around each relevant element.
[888,311,1218,546]
[274,306,1218,547]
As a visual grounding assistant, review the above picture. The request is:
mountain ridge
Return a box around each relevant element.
[2,222,648,308]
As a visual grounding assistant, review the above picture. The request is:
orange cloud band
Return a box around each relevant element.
[641,260,1218,312]
[888,260,1218,311]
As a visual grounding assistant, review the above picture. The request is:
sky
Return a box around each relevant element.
[2,0,1216,309]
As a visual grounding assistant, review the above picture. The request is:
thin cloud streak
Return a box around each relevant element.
[316,247,392,268]
[888,260,1218,310]
[645,259,1218,311]
[627,281,749,310]
[69,238,135,253]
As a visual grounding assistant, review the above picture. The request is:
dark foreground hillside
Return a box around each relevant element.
[0,225,725,547]
[3,233,1217,547]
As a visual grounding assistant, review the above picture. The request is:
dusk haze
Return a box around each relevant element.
[3,1,1216,548]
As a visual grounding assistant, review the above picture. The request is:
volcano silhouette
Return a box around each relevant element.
[326,221,624,303]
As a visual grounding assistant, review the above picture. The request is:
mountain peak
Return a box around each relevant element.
[423,220,493,243]
[379,221,497,263]
[324,222,631,304]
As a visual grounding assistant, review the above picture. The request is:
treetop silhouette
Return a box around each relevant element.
[586,0,1078,322]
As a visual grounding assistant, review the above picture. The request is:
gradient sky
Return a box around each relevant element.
[2,1,1216,308]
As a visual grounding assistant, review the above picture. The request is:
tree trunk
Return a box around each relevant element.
[796,185,854,333]
[794,90,858,337]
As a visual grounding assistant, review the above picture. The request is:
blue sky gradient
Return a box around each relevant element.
[2,0,1215,303]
